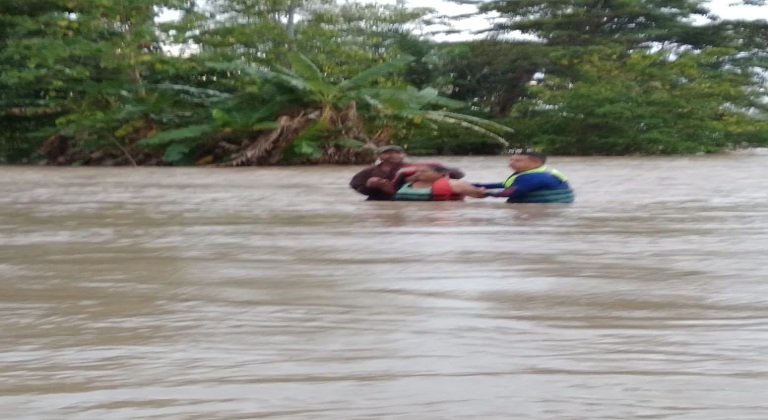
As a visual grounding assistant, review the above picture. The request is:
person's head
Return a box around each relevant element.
[413,164,449,182]
[375,145,406,164]
[509,151,547,172]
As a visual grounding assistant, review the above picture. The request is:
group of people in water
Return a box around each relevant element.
[349,145,575,203]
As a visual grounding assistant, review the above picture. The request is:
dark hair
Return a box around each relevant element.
[421,164,449,173]
[519,151,547,163]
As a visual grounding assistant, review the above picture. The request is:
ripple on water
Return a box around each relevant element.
[1,157,768,419]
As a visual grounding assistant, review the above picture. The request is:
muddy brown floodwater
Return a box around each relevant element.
[1,154,767,419]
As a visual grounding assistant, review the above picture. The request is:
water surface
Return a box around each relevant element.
[1,154,767,419]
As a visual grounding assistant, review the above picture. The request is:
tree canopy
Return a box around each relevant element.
[1,0,767,164]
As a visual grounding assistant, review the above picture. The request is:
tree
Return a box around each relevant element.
[0,0,200,164]
[2,0,765,163]
[428,41,552,117]
[139,52,513,165]
[441,0,768,154]
[475,0,714,48]
[0,0,90,162]
[169,0,438,79]
[510,46,766,154]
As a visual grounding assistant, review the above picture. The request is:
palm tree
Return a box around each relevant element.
[140,52,513,165]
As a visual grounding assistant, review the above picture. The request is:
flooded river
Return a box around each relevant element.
[1,154,768,419]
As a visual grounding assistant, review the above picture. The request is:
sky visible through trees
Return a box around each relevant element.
[3,0,767,165]
[372,0,768,41]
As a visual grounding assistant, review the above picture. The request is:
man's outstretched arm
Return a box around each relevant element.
[472,182,504,189]
[349,168,375,195]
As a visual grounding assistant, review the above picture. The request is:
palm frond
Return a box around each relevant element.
[292,139,322,157]
[339,55,415,92]
[363,92,410,113]
[207,61,329,99]
[418,88,467,109]
[286,52,326,86]
[421,112,511,146]
[154,83,233,99]
[261,71,316,94]
[163,142,193,163]
[361,95,387,111]
[138,124,215,147]
[360,87,467,112]
[428,111,515,135]
[291,120,327,145]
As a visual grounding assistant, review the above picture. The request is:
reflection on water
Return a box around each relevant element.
[1,154,768,419]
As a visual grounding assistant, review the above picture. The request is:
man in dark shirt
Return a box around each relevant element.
[349,145,464,200]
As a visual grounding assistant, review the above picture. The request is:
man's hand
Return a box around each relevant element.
[365,177,392,190]
[467,187,487,198]
[449,181,486,198]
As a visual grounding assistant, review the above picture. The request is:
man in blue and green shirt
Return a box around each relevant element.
[475,151,575,203]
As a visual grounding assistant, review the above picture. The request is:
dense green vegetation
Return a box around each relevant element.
[1,0,767,165]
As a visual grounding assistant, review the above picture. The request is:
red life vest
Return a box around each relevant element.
[431,177,464,201]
